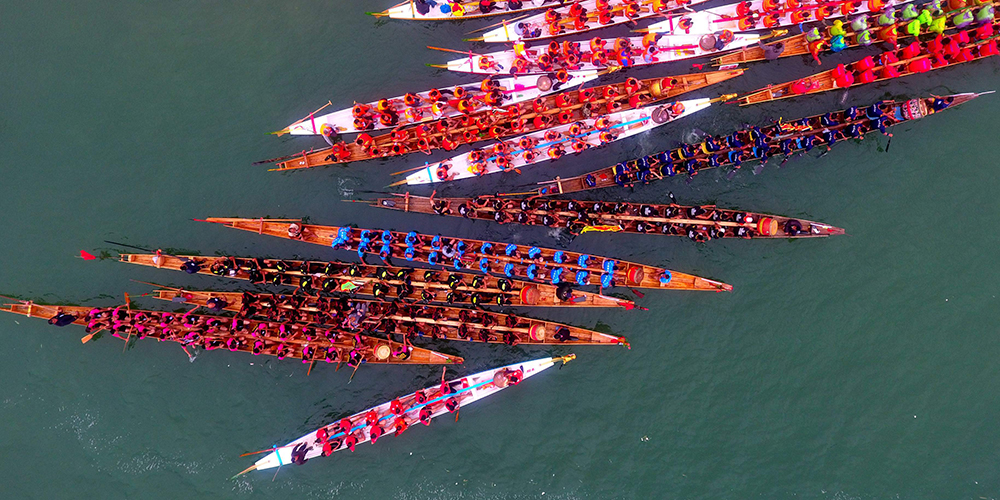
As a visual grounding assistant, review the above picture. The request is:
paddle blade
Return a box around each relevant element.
[81,334,94,344]
[80,250,97,261]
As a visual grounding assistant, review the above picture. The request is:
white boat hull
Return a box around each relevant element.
[251,356,567,472]
[404,98,712,186]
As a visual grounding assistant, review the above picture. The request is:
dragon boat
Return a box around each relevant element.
[277,72,599,137]
[432,32,770,75]
[151,289,629,347]
[395,97,728,187]
[118,253,637,308]
[643,0,908,36]
[531,92,988,195]
[736,21,999,105]
[469,0,710,43]
[268,70,743,170]
[370,0,553,20]
[0,302,462,366]
[235,355,575,475]
[199,217,733,291]
[366,194,845,239]
[714,1,997,66]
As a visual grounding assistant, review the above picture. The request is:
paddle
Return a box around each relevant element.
[464,12,531,35]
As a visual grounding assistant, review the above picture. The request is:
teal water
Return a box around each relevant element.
[2,1,1000,498]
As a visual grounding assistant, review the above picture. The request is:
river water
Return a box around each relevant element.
[2,1,999,498]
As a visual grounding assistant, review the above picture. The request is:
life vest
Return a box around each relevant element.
[736,1,752,17]
[403,93,420,107]
[571,140,586,152]
[589,37,605,53]
[518,136,535,150]
[511,117,528,133]
[907,58,932,73]
[738,17,757,30]
[867,0,885,11]
[366,144,382,157]
[544,8,559,23]
[624,77,641,95]
[352,104,370,118]
[355,133,374,147]
[568,123,583,136]
[532,97,548,113]
[477,56,495,71]
[555,93,573,108]
[878,26,897,45]
[594,116,611,129]
[376,99,393,112]
[352,117,370,130]
[840,1,859,15]
[417,137,432,153]
[901,41,921,59]
[330,142,351,161]
[603,86,619,100]
[544,129,561,142]
[523,149,537,162]
[762,0,780,11]
[976,22,994,40]
[598,131,614,143]
[578,87,596,103]
[555,69,570,82]
[547,145,564,159]
[791,10,811,24]
[853,55,875,72]
[457,99,475,114]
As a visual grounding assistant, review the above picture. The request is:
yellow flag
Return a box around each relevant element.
[580,225,623,234]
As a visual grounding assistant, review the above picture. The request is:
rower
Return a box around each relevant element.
[290,442,311,465]
[419,407,433,425]
[48,310,77,327]
[368,424,384,444]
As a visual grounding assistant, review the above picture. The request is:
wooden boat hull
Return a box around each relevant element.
[271,69,744,170]
[370,194,845,239]
[532,93,987,196]
[401,99,714,186]
[1,303,462,366]
[247,355,573,473]
[119,253,636,308]
[151,289,629,347]
[201,218,734,291]
[737,23,1000,106]
[283,72,599,136]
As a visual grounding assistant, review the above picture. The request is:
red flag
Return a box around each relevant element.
[691,63,704,70]
[80,250,97,261]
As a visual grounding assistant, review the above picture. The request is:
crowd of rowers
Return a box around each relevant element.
[328,225,656,287]
[603,100,951,188]
[67,305,393,367]
[325,75,658,162]
[193,255,533,307]
[237,291,575,345]
[501,0,677,45]
[289,366,525,463]
[482,31,680,76]
[436,195,771,240]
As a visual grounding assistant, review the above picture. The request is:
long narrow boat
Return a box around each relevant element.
[119,253,636,308]
[371,0,553,20]
[469,0,711,43]
[1,302,462,366]
[434,32,769,75]
[644,0,908,35]
[367,194,845,239]
[236,355,575,475]
[396,97,728,187]
[530,92,987,196]
[152,289,629,347]
[200,217,733,291]
[278,72,599,137]
[269,69,744,170]
[713,2,996,66]
[736,22,999,105]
